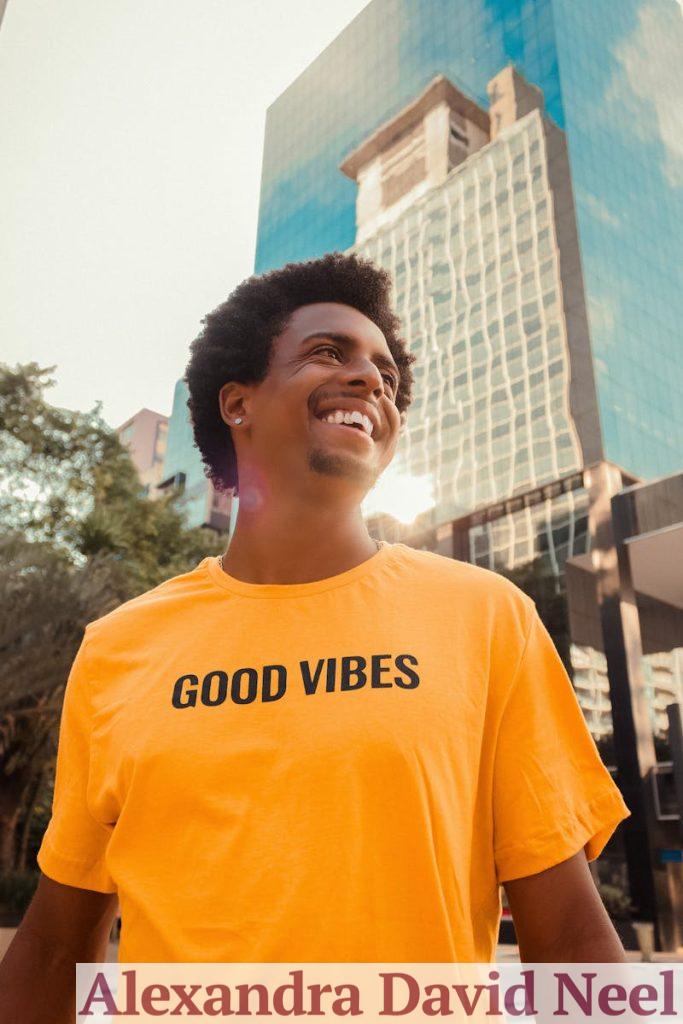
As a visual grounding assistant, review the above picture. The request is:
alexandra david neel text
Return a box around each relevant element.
[76,965,682,1022]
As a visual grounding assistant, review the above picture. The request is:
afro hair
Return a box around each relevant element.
[184,251,415,493]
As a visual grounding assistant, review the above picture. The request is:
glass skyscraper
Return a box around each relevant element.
[255,0,683,482]
[254,0,683,948]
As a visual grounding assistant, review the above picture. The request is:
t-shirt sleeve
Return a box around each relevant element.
[36,629,117,893]
[492,603,631,884]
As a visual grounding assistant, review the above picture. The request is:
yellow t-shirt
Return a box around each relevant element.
[37,541,630,962]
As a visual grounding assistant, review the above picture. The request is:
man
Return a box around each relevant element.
[1,253,630,1016]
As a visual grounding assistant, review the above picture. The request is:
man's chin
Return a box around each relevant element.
[307,447,379,489]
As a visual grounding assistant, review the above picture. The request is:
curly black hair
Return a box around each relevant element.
[184,251,415,493]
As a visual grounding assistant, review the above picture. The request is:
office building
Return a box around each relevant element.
[159,379,233,532]
[117,408,168,498]
[345,61,621,763]
[255,0,683,949]
[256,0,683,483]
[348,67,598,527]
[565,467,683,945]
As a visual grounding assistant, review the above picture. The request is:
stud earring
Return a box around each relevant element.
[234,417,243,425]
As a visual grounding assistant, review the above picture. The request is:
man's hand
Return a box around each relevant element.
[0,872,118,1024]
[503,850,627,962]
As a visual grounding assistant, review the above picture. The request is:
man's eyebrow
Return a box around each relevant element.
[300,331,399,376]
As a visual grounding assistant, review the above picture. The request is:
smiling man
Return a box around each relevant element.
[1,253,631,1017]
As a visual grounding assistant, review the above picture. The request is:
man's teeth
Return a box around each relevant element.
[319,409,374,436]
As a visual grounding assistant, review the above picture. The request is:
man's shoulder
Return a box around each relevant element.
[390,543,534,613]
[390,545,536,659]
[84,558,213,646]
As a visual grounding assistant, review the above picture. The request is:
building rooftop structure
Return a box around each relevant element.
[116,407,168,499]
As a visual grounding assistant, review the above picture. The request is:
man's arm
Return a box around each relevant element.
[503,850,626,962]
[0,872,118,1024]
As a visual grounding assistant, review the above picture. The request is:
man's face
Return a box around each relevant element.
[222,302,405,499]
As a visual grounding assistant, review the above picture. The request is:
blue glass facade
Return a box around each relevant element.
[162,380,212,528]
[255,0,683,480]
[161,379,233,531]
[256,0,562,271]
[552,0,683,480]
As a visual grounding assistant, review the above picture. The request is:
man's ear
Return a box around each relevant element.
[219,381,250,429]
[398,410,408,433]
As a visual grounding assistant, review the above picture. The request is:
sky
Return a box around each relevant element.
[0,0,369,428]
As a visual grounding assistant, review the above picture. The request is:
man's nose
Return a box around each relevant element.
[339,357,384,396]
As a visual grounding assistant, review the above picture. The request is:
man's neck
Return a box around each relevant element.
[221,489,379,586]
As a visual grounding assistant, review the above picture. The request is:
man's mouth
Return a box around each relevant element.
[314,408,375,439]
[313,407,374,436]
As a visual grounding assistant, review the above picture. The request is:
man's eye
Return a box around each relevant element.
[314,346,397,393]
[314,345,342,359]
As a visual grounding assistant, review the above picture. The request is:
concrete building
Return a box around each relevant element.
[567,469,683,943]
[116,408,168,498]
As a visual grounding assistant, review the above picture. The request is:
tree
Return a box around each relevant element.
[0,362,221,590]
[500,555,571,671]
[0,362,223,875]
[0,537,127,872]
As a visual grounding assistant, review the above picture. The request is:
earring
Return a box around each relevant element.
[234,417,243,425]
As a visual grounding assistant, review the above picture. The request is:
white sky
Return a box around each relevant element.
[0,0,368,428]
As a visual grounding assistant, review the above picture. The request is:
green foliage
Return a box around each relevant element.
[0,870,40,924]
[0,361,224,873]
[499,555,571,671]
[0,361,222,586]
[0,362,116,552]
[23,773,54,869]
[597,882,634,920]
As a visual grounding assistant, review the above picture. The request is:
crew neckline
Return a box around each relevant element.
[203,540,395,599]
